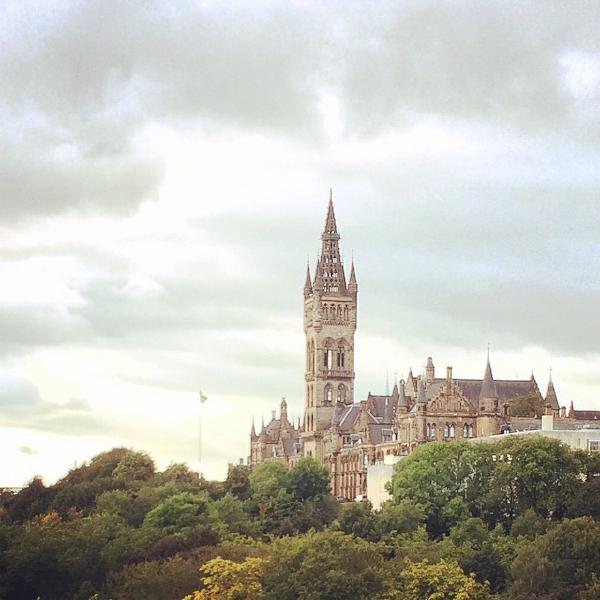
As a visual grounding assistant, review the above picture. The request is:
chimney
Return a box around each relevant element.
[446,366,453,393]
[541,414,554,431]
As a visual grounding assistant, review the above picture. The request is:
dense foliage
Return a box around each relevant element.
[1,438,599,599]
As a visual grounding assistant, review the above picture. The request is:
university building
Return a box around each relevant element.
[248,196,599,501]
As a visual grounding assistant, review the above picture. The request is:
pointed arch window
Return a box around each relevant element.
[325,384,333,403]
[450,424,455,438]
[463,423,469,438]
[337,345,345,369]
[337,384,346,403]
[426,423,431,439]
[444,423,450,438]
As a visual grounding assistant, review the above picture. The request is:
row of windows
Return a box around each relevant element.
[322,304,350,320]
[308,383,347,406]
[426,422,474,439]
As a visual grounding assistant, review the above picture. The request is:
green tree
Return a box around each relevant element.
[389,441,481,536]
[377,499,426,538]
[288,457,330,501]
[143,492,213,534]
[509,517,600,600]
[510,394,545,417]
[249,461,290,501]
[262,530,384,600]
[224,464,252,501]
[336,501,379,540]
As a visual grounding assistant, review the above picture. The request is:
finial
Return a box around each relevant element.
[487,342,491,362]
[549,367,553,383]
[329,187,333,202]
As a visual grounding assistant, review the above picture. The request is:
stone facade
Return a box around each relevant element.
[248,196,595,501]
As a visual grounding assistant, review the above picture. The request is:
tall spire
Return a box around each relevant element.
[480,355,498,399]
[313,190,347,295]
[251,417,257,439]
[324,189,338,236]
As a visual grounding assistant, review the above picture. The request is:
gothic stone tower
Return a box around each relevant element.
[302,193,357,462]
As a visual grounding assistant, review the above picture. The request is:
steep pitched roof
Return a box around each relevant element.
[545,378,559,410]
[480,359,498,399]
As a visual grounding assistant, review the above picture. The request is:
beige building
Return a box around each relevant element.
[249,196,599,501]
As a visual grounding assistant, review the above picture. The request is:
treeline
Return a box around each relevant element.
[0,437,599,599]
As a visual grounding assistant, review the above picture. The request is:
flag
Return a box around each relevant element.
[200,391,208,404]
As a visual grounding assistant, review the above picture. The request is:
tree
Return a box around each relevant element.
[388,441,482,536]
[210,493,257,538]
[390,559,494,600]
[112,450,155,482]
[249,461,290,501]
[262,530,384,600]
[223,465,252,501]
[143,492,213,534]
[509,517,600,600]
[377,499,426,538]
[183,556,265,600]
[288,457,330,501]
[336,501,379,541]
[510,394,545,417]
[6,476,53,522]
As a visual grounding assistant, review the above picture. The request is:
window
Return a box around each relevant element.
[337,384,346,403]
[444,423,450,438]
[463,423,469,438]
[450,424,455,438]
[325,385,333,403]
[426,423,431,438]
[431,424,436,439]
[589,441,600,452]
[337,346,345,368]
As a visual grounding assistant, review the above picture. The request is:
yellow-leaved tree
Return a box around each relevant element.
[388,559,494,600]
[182,556,265,600]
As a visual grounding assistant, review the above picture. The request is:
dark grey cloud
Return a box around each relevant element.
[0,373,107,435]
[2,1,600,222]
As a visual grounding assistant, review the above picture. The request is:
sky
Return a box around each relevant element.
[1,0,600,485]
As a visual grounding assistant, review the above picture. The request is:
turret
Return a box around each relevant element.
[304,264,313,298]
[479,357,498,413]
[426,356,435,384]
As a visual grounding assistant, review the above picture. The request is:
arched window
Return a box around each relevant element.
[431,423,436,439]
[426,423,431,438]
[323,304,328,319]
[337,384,346,403]
[337,345,345,368]
[337,305,343,320]
[325,385,333,403]
[463,423,469,438]
[444,423,450,438]
[450,424,455,438]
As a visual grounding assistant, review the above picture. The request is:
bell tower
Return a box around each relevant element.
[302,191,357,462]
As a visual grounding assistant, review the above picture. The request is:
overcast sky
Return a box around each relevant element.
[1,0,600,485]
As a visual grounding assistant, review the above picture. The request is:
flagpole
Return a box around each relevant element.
[198,391,203,473]
[198,390,207,474]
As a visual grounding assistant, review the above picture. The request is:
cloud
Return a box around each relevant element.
[0,373,107,435]
[2,1,600,223]
[18,445,38,455]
